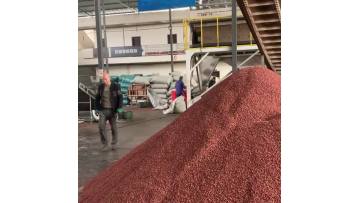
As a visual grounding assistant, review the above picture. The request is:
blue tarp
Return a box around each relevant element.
[138,0,195,11]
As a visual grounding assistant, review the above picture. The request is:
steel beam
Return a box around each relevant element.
[95,0,103,69]
[190,53,210,92]
[115,0,132,9]
[102,0,109,70]
[190,52,210,72]
[169,8,174,73]
[79,8,92,16]
[248,2,274,7]
[238,50,260,67]
[232,0,237,71]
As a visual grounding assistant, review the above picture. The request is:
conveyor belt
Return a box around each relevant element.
[237,0,281,73]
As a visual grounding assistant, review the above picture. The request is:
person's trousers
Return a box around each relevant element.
[99,108,118,146]
[176,92,182,97]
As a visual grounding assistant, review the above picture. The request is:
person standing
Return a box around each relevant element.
[175,76,186,98]
[95,71,123,151]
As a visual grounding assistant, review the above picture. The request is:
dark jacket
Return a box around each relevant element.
[95,82,123,112]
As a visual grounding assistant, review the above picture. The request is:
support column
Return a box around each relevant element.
[89,96,93,121]
[216,17,220,47]
[95,0,103,70]
[232,0,238,71]
[185,52,192,107]
[102,0,109,70]
[169,8,174,73]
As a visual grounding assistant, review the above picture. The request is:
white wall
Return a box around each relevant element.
[79,9,190,30]
[78,8,251,80]
[108,62,186,76]
[78,23,186,63]
[105,28,124,47]
[78,30,95,49]
[92,23,184,48]
[79,7,243,30]
[79,54,185,65]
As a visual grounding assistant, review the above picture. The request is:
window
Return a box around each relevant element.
[167,34,177,44]
[132,36,141,47]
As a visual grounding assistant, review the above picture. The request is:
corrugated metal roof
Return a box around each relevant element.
[78,0,235,16]
[78,0,138,16]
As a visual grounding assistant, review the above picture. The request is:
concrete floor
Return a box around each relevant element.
[78,107,178,192]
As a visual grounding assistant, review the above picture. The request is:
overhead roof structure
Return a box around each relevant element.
[78,0,235,16]
[198,0,232,9]
[78,0,281,73]
[236,0,281,73]
[78,0,138,17]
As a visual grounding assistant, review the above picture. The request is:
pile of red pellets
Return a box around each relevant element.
[80,66,281,203]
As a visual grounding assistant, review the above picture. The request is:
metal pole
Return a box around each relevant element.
[193,56,202,91]
[185,52,191,106]
[232,0,237,71]
[122,27,125,46]
[169,8,174,73]
[95,0,103,69]
[249,32,253,45]
[102,0,109,70]
[200,18,203,48]
[216,17,220,47]
[238,50,260,67]
[89,96,93,121]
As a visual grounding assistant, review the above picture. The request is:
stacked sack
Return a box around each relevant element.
[132,75,151,85]
[149,75,172,105]
[119,75,135,105]
[111,75,135,106]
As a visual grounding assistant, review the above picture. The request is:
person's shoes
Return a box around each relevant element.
[101,145,111,152]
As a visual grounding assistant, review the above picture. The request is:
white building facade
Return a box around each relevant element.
[78,7,255,78]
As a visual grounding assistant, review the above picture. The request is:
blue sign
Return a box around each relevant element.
[138,0,195,11]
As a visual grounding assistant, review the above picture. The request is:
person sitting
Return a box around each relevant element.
[175,76,186,98]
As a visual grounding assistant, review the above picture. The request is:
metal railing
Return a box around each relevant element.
[142,44,185,56]
[182,16,255,49]
[78,81,96,121]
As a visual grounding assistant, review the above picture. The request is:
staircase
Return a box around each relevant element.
[236,0,281,74]
[78,82,97,121]
[79,82,96,99]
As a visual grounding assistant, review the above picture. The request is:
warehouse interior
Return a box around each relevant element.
[3,0,360,201]
[78,0,281,201]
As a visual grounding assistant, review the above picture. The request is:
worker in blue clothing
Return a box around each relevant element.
[175,76,186,97]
